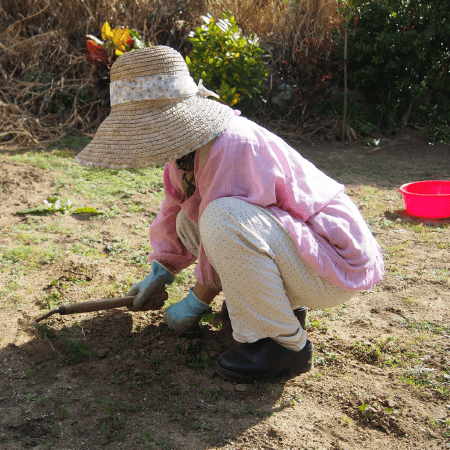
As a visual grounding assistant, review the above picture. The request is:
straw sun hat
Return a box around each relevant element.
[75,46,235,169]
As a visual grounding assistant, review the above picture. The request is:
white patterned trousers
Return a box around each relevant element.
[176,197,355,350]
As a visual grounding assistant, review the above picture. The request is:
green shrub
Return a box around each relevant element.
[342,0,450,134]
[277,39,339,112]
[186,12,269,109]
[411,74,450,143]
[315,90,380,136]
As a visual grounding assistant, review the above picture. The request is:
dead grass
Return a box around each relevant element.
[268,116,357,145]
[208,0,343,63]
[0,0,343,148]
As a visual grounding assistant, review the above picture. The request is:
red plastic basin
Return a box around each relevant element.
[399,180,450,218]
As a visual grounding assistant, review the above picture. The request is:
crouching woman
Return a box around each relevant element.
[75,46,384,383]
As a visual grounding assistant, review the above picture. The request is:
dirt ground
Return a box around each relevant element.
[0,128,450,450]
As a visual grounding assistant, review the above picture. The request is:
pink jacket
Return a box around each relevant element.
[149,115,384,291]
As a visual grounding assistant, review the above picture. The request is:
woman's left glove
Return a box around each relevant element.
[164,288,210,333]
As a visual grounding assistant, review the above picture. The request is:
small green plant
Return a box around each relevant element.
[60,406,69,418]
[40,290,62,310]
[400,295,417,305]
[22,393,37,404]
[340,415,352,426]
[199,312,215,323]
[310,319,329,333]
[147,386,167,406]
[100,423,110,437]
[358,402,378,420]
[17,196,103,216]
[264,383,283,394]
[0,245,33,266]
[44,437,55,450]
[361,138,380,147]
[186,12,268,108]
[25,369,39,385]
[199,389,220,402]
[138,431,172,449]
[171,401,185,422]
[231,404,270,419]
[58,331,91,363]
[35,323,55,340]
[352,337,402,367]
[0,280,20,300]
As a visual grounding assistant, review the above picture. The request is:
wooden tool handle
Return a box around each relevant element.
[58,291,168,315]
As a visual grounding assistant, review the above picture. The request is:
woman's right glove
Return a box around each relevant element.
[127,261,174,311]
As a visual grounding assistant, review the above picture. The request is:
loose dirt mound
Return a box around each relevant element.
[0,159,54,210]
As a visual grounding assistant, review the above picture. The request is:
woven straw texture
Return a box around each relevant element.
[75,46,234,169]
[110,46,190,82]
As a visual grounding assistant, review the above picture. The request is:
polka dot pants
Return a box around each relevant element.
[176,197,355,350]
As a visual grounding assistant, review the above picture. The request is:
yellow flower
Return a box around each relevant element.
[101,22,131,52]
[112,28,131,52]
[101,22,114,42]
[229,95,239,106]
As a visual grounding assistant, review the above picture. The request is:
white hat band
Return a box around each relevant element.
[110,73,219,106]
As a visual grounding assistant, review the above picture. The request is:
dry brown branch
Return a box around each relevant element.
[0,0,343,147]
[0,0,204,147]
[260,114,357,145]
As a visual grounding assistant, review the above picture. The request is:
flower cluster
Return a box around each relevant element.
[85,22,148,68]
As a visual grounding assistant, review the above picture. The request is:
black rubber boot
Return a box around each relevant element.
[216,338,314,383]
[221,301,308,330]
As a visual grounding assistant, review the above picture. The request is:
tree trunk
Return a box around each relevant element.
[341,7,349,143]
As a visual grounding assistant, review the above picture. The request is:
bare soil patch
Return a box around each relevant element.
[0,131,449,449]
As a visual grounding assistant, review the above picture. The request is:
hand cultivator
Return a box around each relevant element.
[34,292,168,352]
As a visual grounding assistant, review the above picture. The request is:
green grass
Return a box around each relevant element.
[393,318,450,336]
[8,150,165,208]
[42,220,76,234]
[137,430,172,450]
[0,244,63,270]
[3,141,450,447]
[351,337,406,367]
[2,149,169,311]
[402,365,450,397]
[314,152,450,188]
[16,231,50,244]
[59,134,92,149]
[0,279,20,301]
[70,243,102,257]
[165,270,197,306]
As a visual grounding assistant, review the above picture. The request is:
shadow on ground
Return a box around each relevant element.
[1,308,302,449]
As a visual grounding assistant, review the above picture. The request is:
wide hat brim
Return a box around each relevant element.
[75,94,234,169]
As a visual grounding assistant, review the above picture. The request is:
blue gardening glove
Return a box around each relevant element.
[128,261,174,311]
[164,288,210,333]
